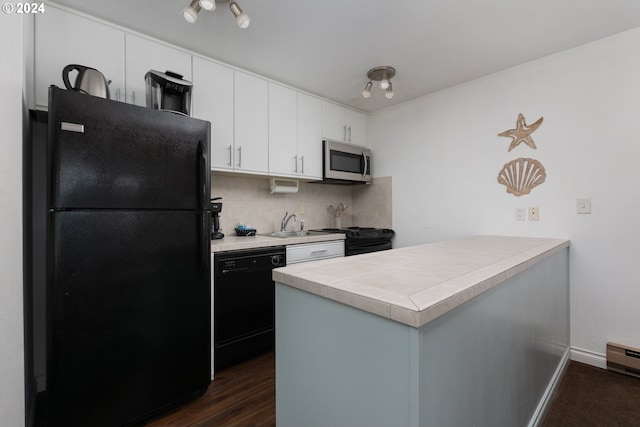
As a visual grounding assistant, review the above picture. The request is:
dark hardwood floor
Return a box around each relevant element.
[144,354,640,426]
[144,352,275,427]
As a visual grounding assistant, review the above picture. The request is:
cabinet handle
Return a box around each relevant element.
[115,88,120,102]
[348,126,352,142]
[343,125,347,141]
[300,155,304,174]
[294,155,298,173]
[237,146,242,168]
[227,145,233,167]
[362,151,368,180]
[310,250,328,256]
[132,91,136,104]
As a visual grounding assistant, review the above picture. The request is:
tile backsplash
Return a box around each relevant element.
[210,173,392,235]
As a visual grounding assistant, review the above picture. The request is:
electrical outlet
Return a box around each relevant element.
[577,198,591,214]
[299,204,305,215]
[515,207,526,221]
[528,206,539,221]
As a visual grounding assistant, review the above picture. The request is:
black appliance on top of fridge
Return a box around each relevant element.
[26,86,212,426]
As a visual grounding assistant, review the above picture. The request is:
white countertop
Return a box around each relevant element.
[211,233,345,253]
[273,235,570,328]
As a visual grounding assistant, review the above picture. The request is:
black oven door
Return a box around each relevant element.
[345,239,392,256]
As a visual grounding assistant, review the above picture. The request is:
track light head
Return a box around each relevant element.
[362,81,373,98]
[182,0,201,23]
[229,2,251,29]
[385,83,394,99]
[199,0,216,11]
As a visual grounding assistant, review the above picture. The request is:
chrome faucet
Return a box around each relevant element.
[281,212,297,231]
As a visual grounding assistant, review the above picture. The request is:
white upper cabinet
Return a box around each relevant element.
[35,6,125,108]
[321,101,370,147]
[124,34,192,107]
[191,57,234,170]
[296,93,323,179]
[344,108,370,147]
[234,71,269,174]
[268,83,298,176]
[268,85,323,179]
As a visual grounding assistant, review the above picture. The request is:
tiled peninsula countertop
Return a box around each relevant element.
[211,233,345,253]
[273,235,570,328]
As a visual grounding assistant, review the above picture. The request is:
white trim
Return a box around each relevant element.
[528,347,571,427]
[570,346,607,369]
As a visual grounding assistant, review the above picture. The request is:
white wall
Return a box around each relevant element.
[372,27,640,367]
[0,13,27,427]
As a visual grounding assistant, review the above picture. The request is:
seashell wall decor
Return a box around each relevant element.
[498,113,543,152]
[497,157,546,196]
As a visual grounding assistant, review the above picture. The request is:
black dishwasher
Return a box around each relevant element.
[214,246,285,372]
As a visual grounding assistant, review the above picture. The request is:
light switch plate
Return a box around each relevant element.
[528,206,539,221]
[515,207,526,221]
[577,198,591,214]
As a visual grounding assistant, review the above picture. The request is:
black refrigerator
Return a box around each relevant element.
[27,86,212,426]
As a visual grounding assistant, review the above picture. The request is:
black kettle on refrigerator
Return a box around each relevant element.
[62,64,111,99]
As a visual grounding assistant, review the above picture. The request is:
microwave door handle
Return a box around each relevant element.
[362,151,368,179]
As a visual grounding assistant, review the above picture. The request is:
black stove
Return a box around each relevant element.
[312,227,395,256]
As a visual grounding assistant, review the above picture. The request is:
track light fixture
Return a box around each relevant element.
[182,0,201,24]
[362,66,396,99]
[182,0,251,29]
[229,1,251,29]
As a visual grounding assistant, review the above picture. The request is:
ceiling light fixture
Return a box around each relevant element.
[229,1,251,29]
[199,0,216,11]
[182,0,251,29]
[362,66,396,99]
[362,81,373,98]
[182,0,201,24]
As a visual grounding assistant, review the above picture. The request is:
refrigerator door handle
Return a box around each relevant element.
[198,140,210,209]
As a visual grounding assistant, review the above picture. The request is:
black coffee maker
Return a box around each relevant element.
[210,197,224,240]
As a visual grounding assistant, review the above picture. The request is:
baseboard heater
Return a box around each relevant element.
[607,342,640,378]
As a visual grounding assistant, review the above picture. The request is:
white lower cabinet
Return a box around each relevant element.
[286,241,345,265]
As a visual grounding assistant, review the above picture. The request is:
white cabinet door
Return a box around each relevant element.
[124,34,192,107]
[234,71,268,173]
[321,101,370,147]
[268,83,298,176]
[345,109,370,147]
[297,93,323,179]
[192,57,234,170]
[321,101,347,142]
[35,6,125,108]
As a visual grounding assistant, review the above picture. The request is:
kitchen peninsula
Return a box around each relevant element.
[274,235,570,427]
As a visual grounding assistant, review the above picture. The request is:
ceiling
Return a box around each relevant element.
[51,0,640,113]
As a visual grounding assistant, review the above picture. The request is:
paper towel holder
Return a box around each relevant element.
[270,178,299,194]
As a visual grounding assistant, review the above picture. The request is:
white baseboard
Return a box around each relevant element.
[570,346,606,369]
[529,347,571,427]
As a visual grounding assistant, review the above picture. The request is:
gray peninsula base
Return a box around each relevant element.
[275,247,569,427]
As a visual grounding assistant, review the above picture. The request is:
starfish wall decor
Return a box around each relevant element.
[498,113,543,152]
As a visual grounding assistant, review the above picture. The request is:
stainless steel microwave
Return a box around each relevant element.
[322,139,372,184]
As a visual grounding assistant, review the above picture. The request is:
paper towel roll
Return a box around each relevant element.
[270,178,299,194]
